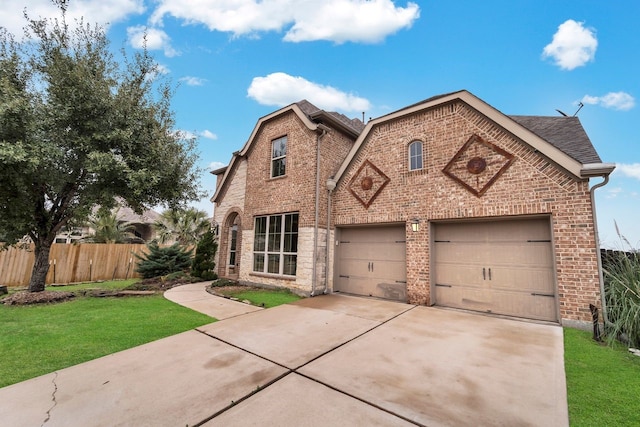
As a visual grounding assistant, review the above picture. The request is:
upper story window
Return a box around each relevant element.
[271,136,287,178]
[409,140,423,171]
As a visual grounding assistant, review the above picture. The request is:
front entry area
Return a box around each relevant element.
[432,217,558,322]
[334,226,407,302]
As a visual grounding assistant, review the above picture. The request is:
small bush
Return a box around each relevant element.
[191,230,218,281]
[135,243,193,279]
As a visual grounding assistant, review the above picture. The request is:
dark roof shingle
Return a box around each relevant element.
[509,115,602,164]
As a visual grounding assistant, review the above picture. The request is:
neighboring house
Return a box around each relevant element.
[54,205,161,244]
[211,90,614,329]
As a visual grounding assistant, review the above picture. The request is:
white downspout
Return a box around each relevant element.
[590,174,611,324]
[582,162,615,325]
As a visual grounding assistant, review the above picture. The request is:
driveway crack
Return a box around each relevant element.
[41,371,58,426]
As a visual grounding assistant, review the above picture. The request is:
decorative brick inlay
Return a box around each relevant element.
[442,134,514,197]
[348,160,391,208]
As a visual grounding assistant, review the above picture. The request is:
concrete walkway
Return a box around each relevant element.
[164,282,263,319]
[0,283,569,426]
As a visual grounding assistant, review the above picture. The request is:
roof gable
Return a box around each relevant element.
[212,101,328,203]
[333,90,607,184]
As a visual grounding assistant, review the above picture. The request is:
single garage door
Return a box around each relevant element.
[335,226,407,302]
[433,218,557,322]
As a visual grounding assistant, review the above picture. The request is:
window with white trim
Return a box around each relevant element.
[409,140,423,171]
[253,213,298,276]
[271,136,287,178]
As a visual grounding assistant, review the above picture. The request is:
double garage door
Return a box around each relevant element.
[433,218,557,322]
[335,218,557,322]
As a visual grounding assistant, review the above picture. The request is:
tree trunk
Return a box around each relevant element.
[28,242,52,292]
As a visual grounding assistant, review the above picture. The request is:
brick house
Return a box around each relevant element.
[212,90,614,328]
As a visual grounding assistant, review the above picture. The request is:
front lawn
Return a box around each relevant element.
[564,328,640,426]
[0,290,213,388]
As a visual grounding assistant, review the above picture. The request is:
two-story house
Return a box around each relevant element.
[212,90,614,329]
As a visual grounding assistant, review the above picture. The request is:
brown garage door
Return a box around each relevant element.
[433,218,557,322]
[335,226,407,302]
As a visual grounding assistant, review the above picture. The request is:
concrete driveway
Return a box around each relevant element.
[0,292,568,426]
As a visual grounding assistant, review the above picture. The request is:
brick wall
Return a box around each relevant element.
[216,110,355,294]
[331,101,600,324]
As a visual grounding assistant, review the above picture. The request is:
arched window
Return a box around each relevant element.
[409,140,423,171]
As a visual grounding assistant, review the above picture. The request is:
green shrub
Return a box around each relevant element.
[135,243,193,279]
[191,229,218,280]
[603,250,640,347]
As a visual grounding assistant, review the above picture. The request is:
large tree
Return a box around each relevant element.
[0,4,203,291]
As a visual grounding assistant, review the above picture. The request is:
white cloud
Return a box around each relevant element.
[248,72,370,112]
[615,163,640,180]
[605,186,622,199]
[200,130,218,140]
[208,161,226,171]
[150,0,419,43]
[0,0,144,37]
[542,20,597,70]
[581,92,635,111]
[284,0,420,43]
[179,76,207,86]
[127,25,179,57]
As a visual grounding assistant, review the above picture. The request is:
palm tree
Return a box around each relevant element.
[154,208,211,246]
[84,208,136,243]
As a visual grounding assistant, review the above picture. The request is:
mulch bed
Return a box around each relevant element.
[2,291,75,306]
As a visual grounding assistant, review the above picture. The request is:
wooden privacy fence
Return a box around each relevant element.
[0,243,152,287]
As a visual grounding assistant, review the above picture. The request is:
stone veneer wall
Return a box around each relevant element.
[213,159,247,277]
[331,101,600,325]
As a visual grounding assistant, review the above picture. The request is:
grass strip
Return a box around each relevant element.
[564,328,640,426]
[225,289,301,308]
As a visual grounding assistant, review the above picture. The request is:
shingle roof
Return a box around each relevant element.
[509,115,602,164]
[115,206,161,224]
[295,100,365,135]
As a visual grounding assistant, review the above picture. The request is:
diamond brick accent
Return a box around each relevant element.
[442,134,514,197]
[348,160,390,208]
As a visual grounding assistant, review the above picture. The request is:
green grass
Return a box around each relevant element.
[564,328,640,426]
[47,278,140,292]
[0,292,213,388]
[226,289,301,308]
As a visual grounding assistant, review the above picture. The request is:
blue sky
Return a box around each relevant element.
[3,1,639,249]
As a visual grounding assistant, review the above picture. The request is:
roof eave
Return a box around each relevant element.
[580,163,616,178]
[309,110,361,138]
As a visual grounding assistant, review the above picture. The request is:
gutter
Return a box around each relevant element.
[311,124,330,296]
[581,162,616,324]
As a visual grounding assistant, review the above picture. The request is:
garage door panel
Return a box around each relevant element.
[434,242,487,264]
[433,219,557,322]
[489,266,555,294]
[435,286,491,311]
[434,264,483,288]
[488,290,557,322]
[490,243,553,267]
